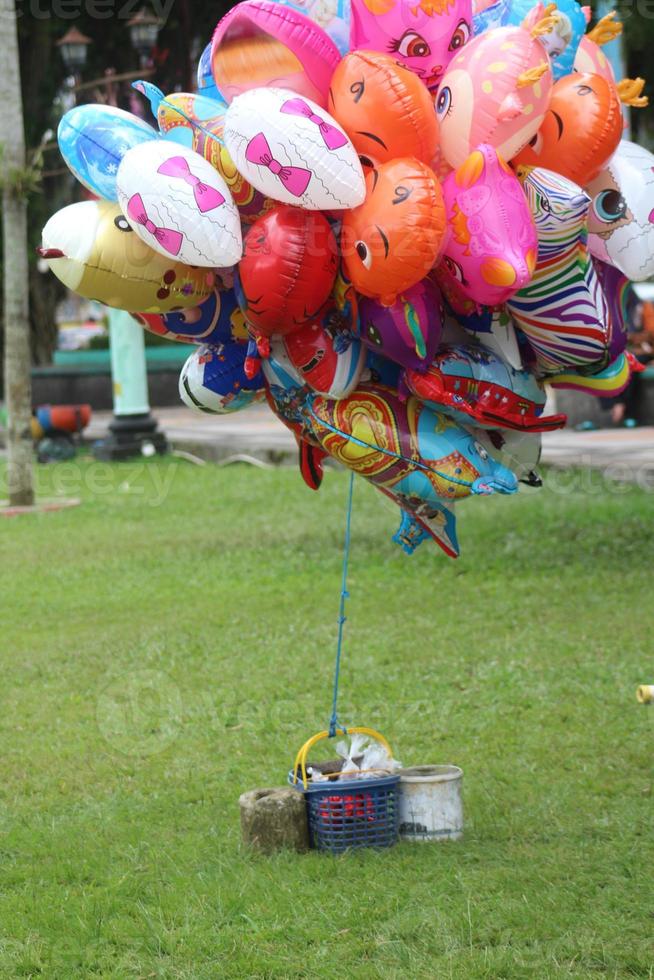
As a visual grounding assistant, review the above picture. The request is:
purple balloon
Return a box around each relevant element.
[594,257,638,362]
[357,278,444,371]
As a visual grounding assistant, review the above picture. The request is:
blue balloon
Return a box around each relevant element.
[179,341,263,414]
[57,104,157,202]
[503,0,587,79]
[196,43,222,101]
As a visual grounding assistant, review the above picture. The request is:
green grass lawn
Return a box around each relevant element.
[1,455,652,979]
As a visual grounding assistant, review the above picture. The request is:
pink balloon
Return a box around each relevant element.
[435,23,553,168]
[349,0,472,92]
[434,144,537,307]
[211,0,341,107]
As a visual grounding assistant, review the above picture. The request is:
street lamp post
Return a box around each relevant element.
[55,14,168,462]
[128,8,163,69]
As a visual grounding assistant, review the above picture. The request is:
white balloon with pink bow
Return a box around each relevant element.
[116,141,243,268]
[224,87,365,212]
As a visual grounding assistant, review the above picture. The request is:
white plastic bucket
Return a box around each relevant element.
[398,765,463,842]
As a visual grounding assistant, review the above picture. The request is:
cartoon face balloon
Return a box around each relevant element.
[349,0,473,91]
[586,141,654,283]
[505,0,588,79]
[357,278,444,371]
[341,158,447,307]
[435,145,537,307]
[57,104,157,202]
[512,73,624,185]
[133,287,248,346]
[508,167,611,374]
[116,142,242,268]
[327,51,439,168]
[237,205,338,337]
[403,343,566,431]
[211,0,341,106]
[179,342,264,414]
[225,86,365,211]
[39,201,215,313]
[435,20,554,168]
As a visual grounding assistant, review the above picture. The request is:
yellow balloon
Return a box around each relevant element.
[40,200,215,313]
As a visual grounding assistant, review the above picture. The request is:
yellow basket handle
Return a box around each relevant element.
[292,726,393,790]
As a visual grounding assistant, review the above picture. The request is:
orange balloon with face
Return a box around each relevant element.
[327,50,440,169]
[341,158,447,307]
[512,72,624,185]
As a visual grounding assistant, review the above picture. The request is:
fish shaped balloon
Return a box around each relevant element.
[225,86,365,210]
[133,287,248,346]
[435,144,537,307]
[304,382,519,557]
[236,205,338,337]
[403,343,567,431]
[508,167,611,374]
[357,277,444,372]
[586,141,654,283]
[116,141,242,268]
[179,342,264,414]
[512,72,624,186]
[327,51,440,168]
[349,0,473,92]
[341,158,447,307]
[39,200,215,313]
[211,0,341,106]
[435,9,556,168]
[57,104,157,202]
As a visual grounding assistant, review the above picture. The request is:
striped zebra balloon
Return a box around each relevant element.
[508,168,611,376]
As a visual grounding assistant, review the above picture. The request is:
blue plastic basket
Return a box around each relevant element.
[290,727,400,853]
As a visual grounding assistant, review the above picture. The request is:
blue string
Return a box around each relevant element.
[305,398,483,493]
[329,471,355,739]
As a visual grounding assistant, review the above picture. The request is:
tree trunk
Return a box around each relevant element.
[0,0,34,506]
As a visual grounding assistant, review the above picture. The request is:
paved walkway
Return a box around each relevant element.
[83,406,654,479]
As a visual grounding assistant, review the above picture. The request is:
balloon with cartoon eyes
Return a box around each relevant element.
[433,144,537,308]
[39,200,215,314]
[434,9,556,170]
[327,50,439,168]
[585,140,654,283]
[341,158,447,308]
[349,0,472,92]
[236,204,338,338]
[512,73,623,186]
[505,0,588,80]
[133,287,249,347]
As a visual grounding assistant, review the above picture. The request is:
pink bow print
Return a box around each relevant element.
[280,98,348,151]
[127,194,183,256]
[244,133,312,198]
[157,156,225,213]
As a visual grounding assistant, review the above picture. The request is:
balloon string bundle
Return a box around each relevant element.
[328,471,355,738]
